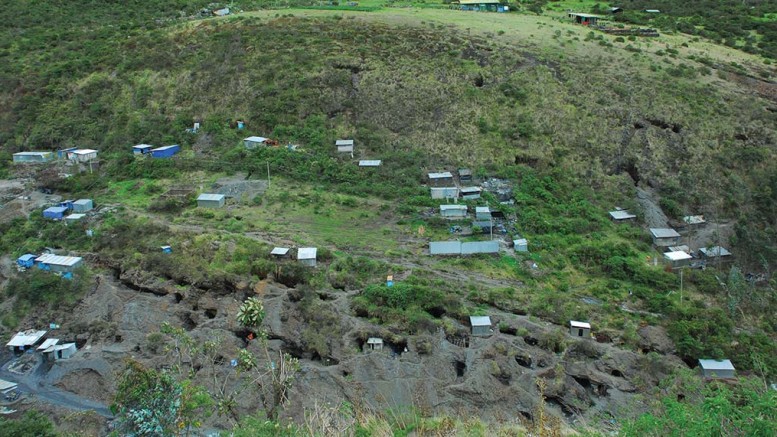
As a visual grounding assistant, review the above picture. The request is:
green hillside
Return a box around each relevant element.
[0,1,775,435]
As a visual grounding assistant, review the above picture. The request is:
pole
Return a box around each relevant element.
[267,162,270,188]
[680,268,684,306]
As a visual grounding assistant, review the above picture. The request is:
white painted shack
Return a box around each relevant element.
[470,316,492,336]
[570,321,591,337]
[664,251,692,269]
[650,228,681,247]
[698,359,735,379]
[367,338,383,351]
[43,343,77,361]
[67,149,98,162]
[297,247,317,267]
[440,204,467,218]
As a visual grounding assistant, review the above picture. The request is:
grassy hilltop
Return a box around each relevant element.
[0,0,776,435]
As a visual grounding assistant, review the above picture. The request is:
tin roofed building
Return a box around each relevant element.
[609,209,636,222]
[35,254,83,274]
[440,204,467,218]
[664,251,692,269]
[359,160,382,167]
[336,140,354,154]
[428,172,454,187]
[470,316,492,336]
[6,330,47,352]
[43,206,69,220]
[650,228,681,247]
[13,151,54,163]
[151,145,180,158]
[197,193,226,208]
[133,144,154,155]
[699,359,735,379]
[297,247,317,267]
[67,149,98,162]
[570,321,591,337]
[72,199,94,213]
[244,136,268,149]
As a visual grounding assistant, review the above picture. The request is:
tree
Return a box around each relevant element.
[112,360,212,437]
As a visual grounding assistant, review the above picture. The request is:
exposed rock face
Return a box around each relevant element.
[11,270,692,432]
[638,325,676,354]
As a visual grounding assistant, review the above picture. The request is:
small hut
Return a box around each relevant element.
[570,321,591,337]
[366,338,383,351]
[698,359,735,379]
[470,316,492,336]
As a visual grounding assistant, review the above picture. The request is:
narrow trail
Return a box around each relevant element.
[0,355,113,418]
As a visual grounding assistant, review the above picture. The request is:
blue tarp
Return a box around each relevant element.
[17,254,36,268]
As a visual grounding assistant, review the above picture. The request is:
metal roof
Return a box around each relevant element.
[37,338,60,350]
[460,186,482,193]
[469,316,492,327]
[34,254,83,267]
[14,151,52,156]
[609,210,636,220]
[698,359,734,371]
[65,214,86,220]
[570,321,591,329]
[667,245,690,253]
[513,238,528,246]
[429,241,461,255]
[152,145,179,151]
[133,144,153,149]
[335,140,354,146]
[18,254,36,261]
[244,136,268,143]
[475,206,490,213]
[160,245,171,250]
[70,149,97,155]
[461,241,499,254]
[440,204,467,211]
[650,228,680,238]
[297,247,317,260]
[428,172,453,179]
[6,330,47,347]
[570,13,602,18]
[73,199,92,205]
[367,337,383,344]
[44,342,76,353]
[664,251,692,261]
[197,193,225,201]
[271,247,290,255]
[699,246,731,257]
[359,160,382,167]
[458,168,472,176]
[0,379,18,392]
[45,206,69,213]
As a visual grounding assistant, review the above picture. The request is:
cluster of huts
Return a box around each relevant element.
[5,329,77,361]
[16,253,84,279]
[270,246,318,267]
[13,148,98,164]
[609,209,732,269]
[43,198,94,222]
